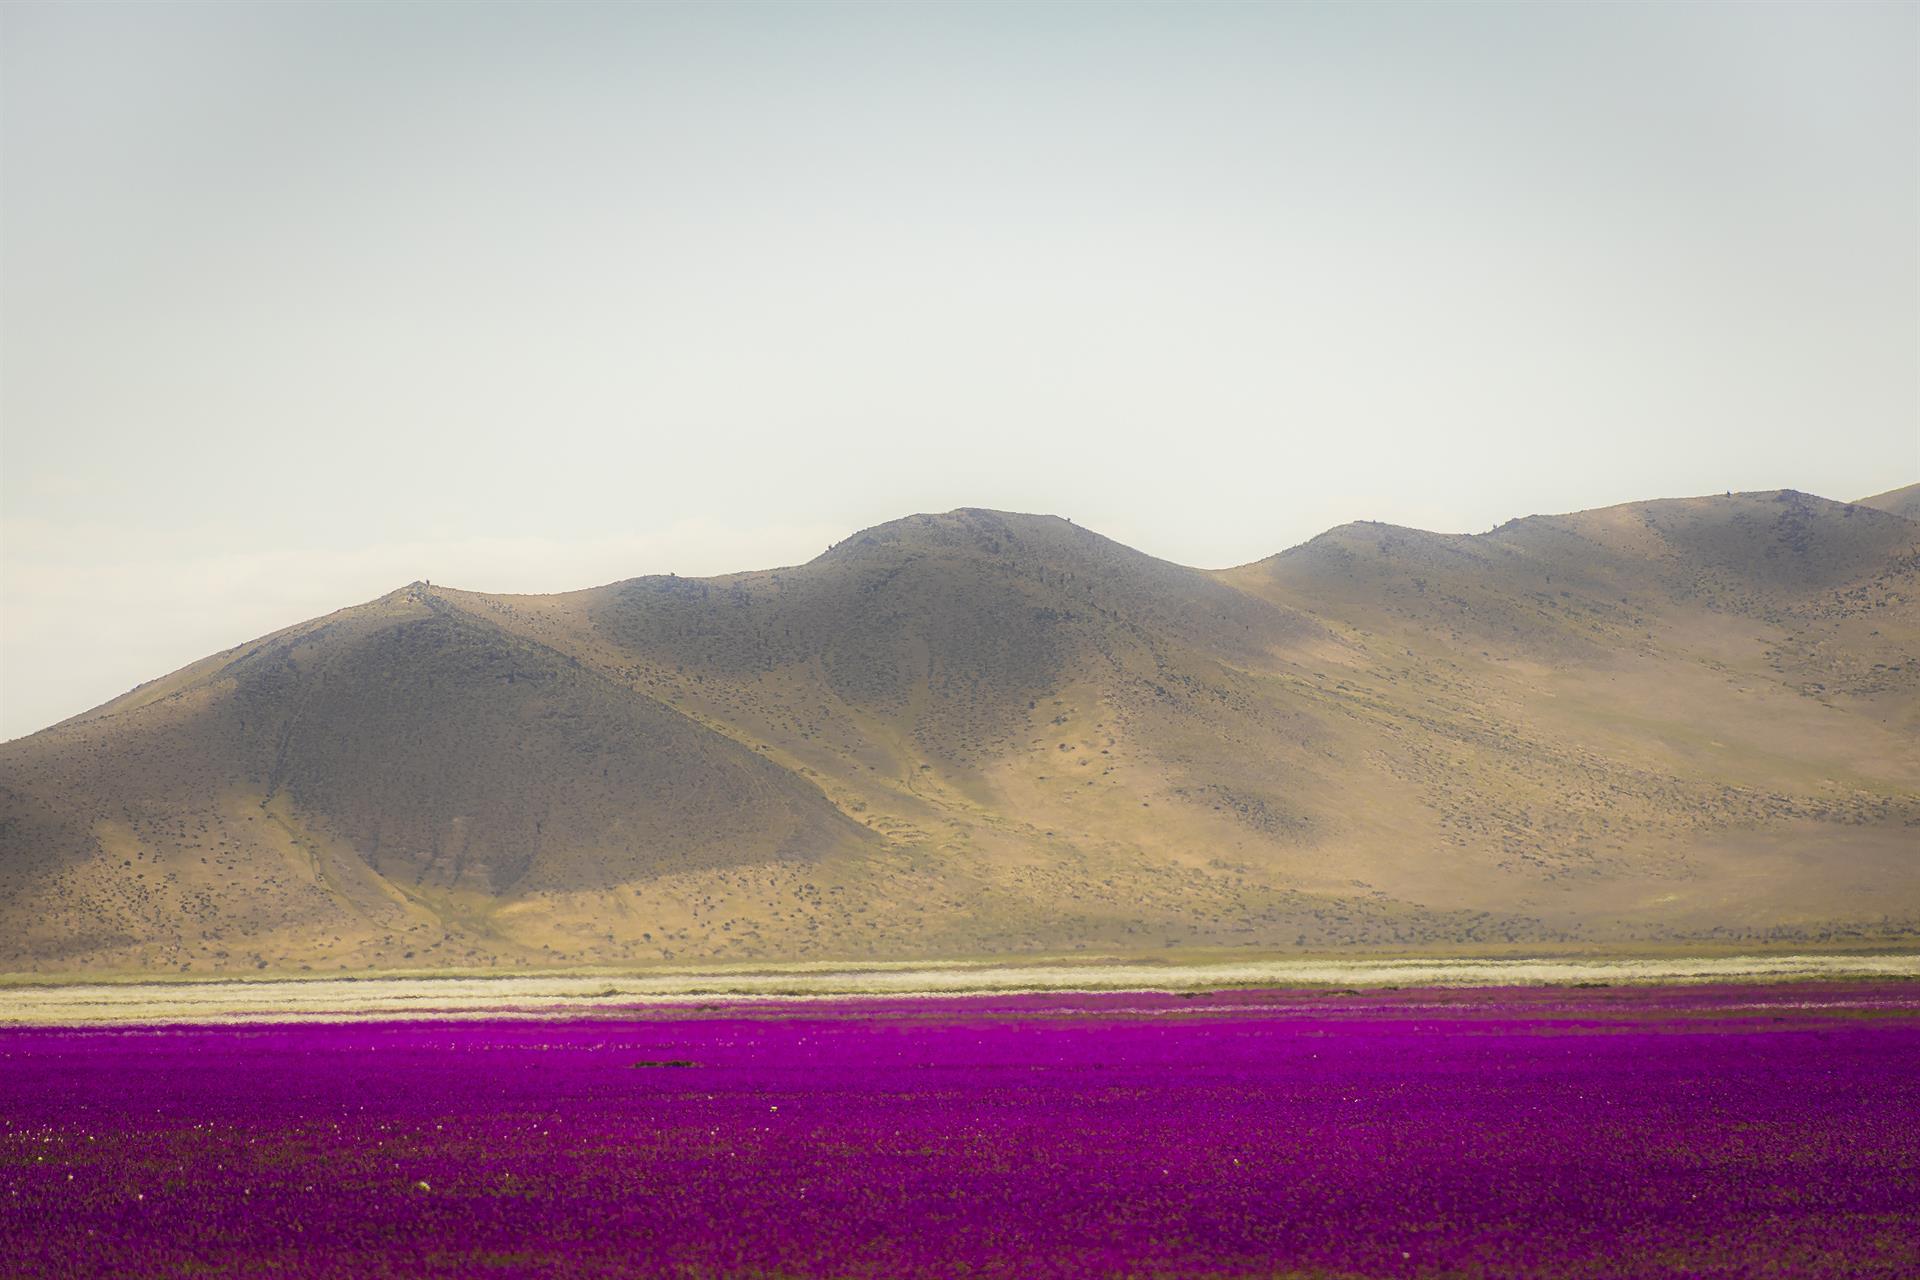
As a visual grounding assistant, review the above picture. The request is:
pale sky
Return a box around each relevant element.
[2,0,1915,741]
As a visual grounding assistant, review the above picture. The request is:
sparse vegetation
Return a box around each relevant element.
[0,491,1915,974]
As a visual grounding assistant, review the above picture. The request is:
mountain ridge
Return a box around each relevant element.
[2,486,1915,974]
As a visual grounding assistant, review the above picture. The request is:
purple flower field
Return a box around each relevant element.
[3,983,1918,1279]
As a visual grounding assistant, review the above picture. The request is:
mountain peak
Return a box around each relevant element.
[812,508,1088,563]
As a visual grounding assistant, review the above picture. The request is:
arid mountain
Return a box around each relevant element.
[1860,482,1920,522]
[2,489,1916,974]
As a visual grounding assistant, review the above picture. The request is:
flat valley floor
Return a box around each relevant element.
[5,951,1918,1025]
[3,979,1919,1278]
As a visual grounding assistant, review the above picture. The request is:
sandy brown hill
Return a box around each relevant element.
[586,509,1323,764]
[0,587,870,970]
[1860,482,1920,523]
[2,489,1916,974]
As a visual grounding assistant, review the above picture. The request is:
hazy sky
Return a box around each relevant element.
[2,0,1915,740]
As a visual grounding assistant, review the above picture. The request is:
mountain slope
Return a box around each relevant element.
[1859,482,1920,523]
[0,586,872,970]
[3,490,1916,974]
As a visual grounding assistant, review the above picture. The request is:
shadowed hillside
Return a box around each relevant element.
[2,489,1916,974]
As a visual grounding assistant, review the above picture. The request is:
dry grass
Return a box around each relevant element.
[6,951,1918,1026]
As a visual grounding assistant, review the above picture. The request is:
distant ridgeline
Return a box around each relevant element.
[3,485,1917,973]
